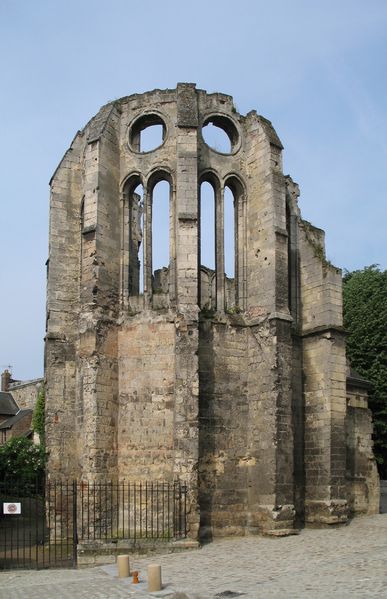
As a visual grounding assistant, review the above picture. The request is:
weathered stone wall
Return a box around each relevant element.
[199,314,296,537]
[45,84,378,537]
[8,378,43,411]
[380,481,387,513]
[282,178,350,525]
[117,317,176,480]
[302,331,348,523]
[245,317,295,535]
[299,240,348,524]
[198,319,249,537]
[46,129,84,478]
[346,384,380,515]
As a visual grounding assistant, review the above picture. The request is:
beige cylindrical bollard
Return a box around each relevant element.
[147,563,162,592]
[117,554,130,578]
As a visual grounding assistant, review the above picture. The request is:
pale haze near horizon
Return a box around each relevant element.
[0,0,386,381]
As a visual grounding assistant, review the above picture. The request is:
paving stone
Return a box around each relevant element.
[1,514,387,598]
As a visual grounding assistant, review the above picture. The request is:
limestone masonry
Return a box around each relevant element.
[45,84,379,538]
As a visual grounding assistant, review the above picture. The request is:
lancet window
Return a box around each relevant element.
[122,172,173,306]
[199,174,246,312]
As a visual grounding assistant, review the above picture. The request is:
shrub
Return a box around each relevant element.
[32,386,45,442]
[0,436,46,481]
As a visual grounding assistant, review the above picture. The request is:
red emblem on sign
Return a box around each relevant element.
[7,504,17,513]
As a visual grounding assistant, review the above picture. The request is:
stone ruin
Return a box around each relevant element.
[45,83,379,538]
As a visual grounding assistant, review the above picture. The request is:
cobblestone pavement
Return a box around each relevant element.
[1,514,387,599]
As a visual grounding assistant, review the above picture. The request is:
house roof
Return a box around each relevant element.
[0,392,19,416]
[347,367,372,390]
[0,409,33,430]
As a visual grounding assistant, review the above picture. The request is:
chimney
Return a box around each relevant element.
[1,369,11,392]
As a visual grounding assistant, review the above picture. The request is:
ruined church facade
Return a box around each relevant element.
[45,84,379,538]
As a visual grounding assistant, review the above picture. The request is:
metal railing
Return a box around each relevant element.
[77,480,187,541]
[0,478,187,569]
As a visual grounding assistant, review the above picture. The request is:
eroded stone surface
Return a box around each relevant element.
[45,84,379,539]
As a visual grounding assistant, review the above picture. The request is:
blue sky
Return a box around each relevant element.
[0,0,386,380]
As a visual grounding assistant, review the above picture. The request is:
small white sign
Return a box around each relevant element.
[3,502,21,515]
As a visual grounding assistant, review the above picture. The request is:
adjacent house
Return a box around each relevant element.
[0,391,33,445]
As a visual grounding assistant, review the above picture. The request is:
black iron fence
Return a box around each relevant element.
[0,478,187,569]
[0,477,73,569]
[77,480,187,542]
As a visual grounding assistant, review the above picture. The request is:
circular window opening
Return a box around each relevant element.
[129,114,167,153]
[202,115,239,154]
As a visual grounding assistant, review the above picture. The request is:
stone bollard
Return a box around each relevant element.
[117,554,130,578]
[147,564,162,592]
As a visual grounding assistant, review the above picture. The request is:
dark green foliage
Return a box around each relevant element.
[32,387,45,442]
[343,265,387,477]
[0,436,46,481]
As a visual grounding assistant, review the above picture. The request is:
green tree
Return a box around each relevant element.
[343,265,387,477]
[0,437,46,481]
[32,386,45,443]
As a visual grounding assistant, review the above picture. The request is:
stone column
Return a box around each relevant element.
[173,83,200,538]
[215,185,225,311]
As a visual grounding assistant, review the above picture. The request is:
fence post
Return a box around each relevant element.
[72,480,78,568]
